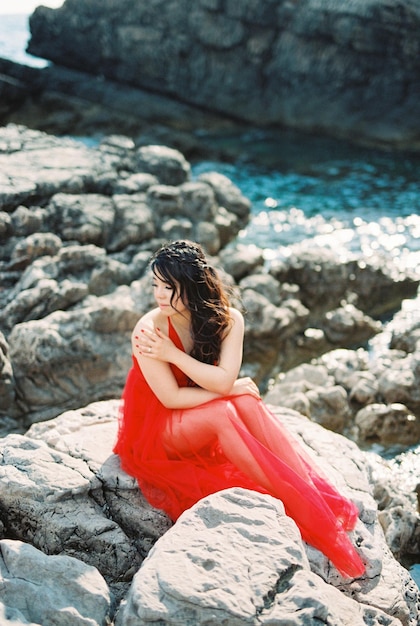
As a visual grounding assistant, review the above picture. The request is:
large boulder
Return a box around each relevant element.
[115,489,414,626]
[27,0,420,150]
[0,539,112,626]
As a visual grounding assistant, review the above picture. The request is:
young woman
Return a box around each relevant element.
[114,240,365,578]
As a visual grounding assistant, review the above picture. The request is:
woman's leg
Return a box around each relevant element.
[228,395,311,482]
[162,399,276,491]
[230,395,359,530]
[162,397,365,577]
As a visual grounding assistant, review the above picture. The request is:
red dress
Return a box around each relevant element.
[114,318,365,578]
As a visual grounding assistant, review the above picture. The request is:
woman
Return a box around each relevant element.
[114,239,365,578]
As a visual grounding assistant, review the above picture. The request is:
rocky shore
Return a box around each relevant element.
[1,1,420,152]
[0,124,419,625]
[24,0,420,151]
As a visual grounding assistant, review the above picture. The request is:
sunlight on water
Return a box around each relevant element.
[193,153,420,276]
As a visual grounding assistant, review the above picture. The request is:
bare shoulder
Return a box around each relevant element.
[227,306,244,335]
[132,308,162,337]
[229,306,244,327]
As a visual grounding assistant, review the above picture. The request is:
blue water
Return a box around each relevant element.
[1,10,420,590]
[192,131,420,274]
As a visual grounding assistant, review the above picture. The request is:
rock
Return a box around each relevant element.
[0,400,172,605]
[240,287,310,383]
[270,247,419,318]
[377,353,420,414]
[0,539,112,626]
[321,303,382,345]
[197,171,251,225]
[219,244,264,281]
[348,371,379,405]
[240,272,293,307]
[367,448,420,561]
[109,193,155,252]
[0,332,14,417]
[0,431,142,584]
[135,145,191,186]
[6,294,141,425]
[0,125,253,425]
[355,403,420,447]
[0,124,419,451]
[26,0,420,150]
[114,488,412,626]
[47,192,116,246]
[11,232,62,266]
[0,398,417,624]
[265,362,352,432]
[0,125,120,212]
[266,333,420,449]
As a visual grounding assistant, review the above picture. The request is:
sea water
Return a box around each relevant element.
[192,130,420,277]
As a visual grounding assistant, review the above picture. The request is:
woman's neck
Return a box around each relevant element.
[170,310,191,330]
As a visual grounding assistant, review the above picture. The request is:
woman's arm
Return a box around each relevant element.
[132,314,223,409]
[138,308,245,395]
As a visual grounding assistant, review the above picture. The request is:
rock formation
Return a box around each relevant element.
[0,399,418,625]
[25,0,420,151]
[1,124,418,432]
[0,123,419,624]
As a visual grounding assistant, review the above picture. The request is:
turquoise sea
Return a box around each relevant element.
[1,10,419,587]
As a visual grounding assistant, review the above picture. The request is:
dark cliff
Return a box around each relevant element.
[27,0,420,151]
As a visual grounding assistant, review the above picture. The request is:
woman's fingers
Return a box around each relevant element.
[134,329,159,356]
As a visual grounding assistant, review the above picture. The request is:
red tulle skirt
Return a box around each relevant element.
[114,326,365,578]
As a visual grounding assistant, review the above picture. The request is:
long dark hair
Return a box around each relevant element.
[150,240,231,364]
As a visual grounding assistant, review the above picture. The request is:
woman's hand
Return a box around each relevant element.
[229,377,260,399]
[135,327,177,362]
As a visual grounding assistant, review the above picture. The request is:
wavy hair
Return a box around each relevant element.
[150,240,231,364]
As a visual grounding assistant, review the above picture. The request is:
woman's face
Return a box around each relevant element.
[152,271,188,317]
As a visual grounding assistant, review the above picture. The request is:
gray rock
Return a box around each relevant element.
[197,171,251,224]
[0,398,417,624]
[46,192,116,246]
[27,0,420,150]
[26,399,172,559]
[0,432,141,583]
[0,332,14,417]
[0,125,120,211]
[7,297,139,424]
[0,539,111,626]
[240,272,287,307]
[266,335,420,449]
[11,232,61,267]
[219,244,264,281]
[179,181,218,222]
[270,247,419,318]
[135,145,191,186]
[241,287,309,382]
[194,220,221,256]
[367,448,420,561]
[112,172,159,194]
[378,353,420,414]
[114,488,411,626]
[146,184,182,217]
[9,205,44,237]
[0,277,89,331]
[321,302,382,345]
[356,403,420,447]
